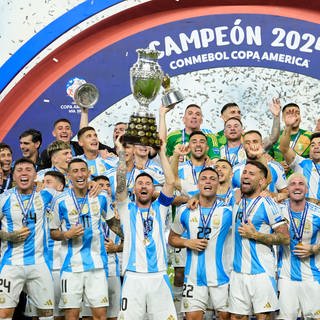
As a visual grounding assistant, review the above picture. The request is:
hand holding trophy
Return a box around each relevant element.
[124,49,183,148]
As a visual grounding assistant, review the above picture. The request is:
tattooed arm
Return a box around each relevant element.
[238,220,290,246]
[106,216,124,239]
[115,137,128,202]
[0,227,30,243]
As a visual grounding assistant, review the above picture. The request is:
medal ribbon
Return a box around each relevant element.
[139,206,153,239]
[288,202,308,242]
[15,186,36,226]
[225,144,243,166]
[242,196,262,223]
[290,131,301,150]
[126,165,136,189]
[70,189,89,224]
[199,201,217,231]
[313,161,320,177]
[102,221,110,241]
[188,160,206,184]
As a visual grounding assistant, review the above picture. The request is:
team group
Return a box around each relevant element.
[0,100,319,320]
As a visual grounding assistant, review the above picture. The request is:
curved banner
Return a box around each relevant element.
[4,13,320,156]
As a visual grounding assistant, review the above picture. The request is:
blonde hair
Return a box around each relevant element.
[287,172,307,186]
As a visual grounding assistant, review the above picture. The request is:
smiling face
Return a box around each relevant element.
[288,175,308,203]
[183,106,203,131]
[19,135,40,159]
[134,175,155,206]
[189,133,208,160]
[0,147,13,174]
[221,106,241,122]
[78,129,99,153]
[240,163,265,197]
[52,121,73,142]
[43,175,64,192]
[215,160,232,184]
[13,161,37,194]
[309,137,320,163]
[198,169,219,198]
[67,161,90,192]
[51,148,73,172]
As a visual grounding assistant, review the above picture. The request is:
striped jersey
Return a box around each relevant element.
[278,201,320,282]
[232,196,285,276]
[36,166,70,188]
[118,192,174,274]
[218,144,247,167]
[290,155,320,200]
[77,154,117,178]
[0,188,54,268]
[105,163,165,202]
[178,160,205,197]
[49,189,114,273]
[172,201,232,286]
[232,160,287,193]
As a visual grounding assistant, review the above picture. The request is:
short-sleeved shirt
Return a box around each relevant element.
[49,189,114,273]
[0,188,54,268]
[232,196,285,276]
[172,201,232,286]
[117,192,174,274]
[166,128,219,159]
[278,201,320,282]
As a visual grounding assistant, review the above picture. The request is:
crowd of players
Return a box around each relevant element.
[0,100,319,320]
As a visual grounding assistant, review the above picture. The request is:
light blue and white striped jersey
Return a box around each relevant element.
[290,155,320,200]
[49,189,114,273]
[232,196,285,276]
[0,188,55,268]
[178,161,205,197]
[217,188,236,207]
[219,144,246,167]
[172,201,232,286]
[77,154,117,178]
[105,163,165,202]
[36,166,70,188]
[118,192,174,274]
[232,160,287,193]
[278,201,320,282]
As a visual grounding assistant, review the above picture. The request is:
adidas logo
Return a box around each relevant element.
[44,299,53,306]
[264,302,271,309]
[100,296,109,304]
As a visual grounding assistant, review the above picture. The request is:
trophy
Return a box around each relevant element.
[124,48,163,148]
[66,77,99,109]
[161,74,184,109]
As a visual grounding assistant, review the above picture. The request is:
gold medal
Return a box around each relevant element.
[143,238,150,246]
[296,242,303,247]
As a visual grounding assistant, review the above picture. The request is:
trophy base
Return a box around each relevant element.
[124,113,161,148]
[162,89,184,109]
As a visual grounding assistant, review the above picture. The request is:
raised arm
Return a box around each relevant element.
[115,137,128,202]
[263,98,281,151]
[159,141,175,197]
[79,107,89,130]
[171,144,190,191]
[279,112,297,165]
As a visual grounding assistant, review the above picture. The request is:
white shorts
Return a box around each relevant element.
[228,271,278,315]
[181,280,229,313]
[168,245,187,268]
[59,269,109,309]
[277,278,320,319]
[81,276,121,318]
[0,263,54,310]
[118,271,177,320]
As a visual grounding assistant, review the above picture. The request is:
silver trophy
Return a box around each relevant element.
[161,74,184,109]
[124,48,164,147]
[74,83,99,109]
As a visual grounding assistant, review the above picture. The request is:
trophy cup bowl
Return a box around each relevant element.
[74,83,99,109]
[161,74,184,109]
[124,48,163,148]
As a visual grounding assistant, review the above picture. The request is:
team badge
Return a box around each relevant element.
[98,164,105,174]
[0,294,5,304]
[34,197,43,210]
[304,220,312,232]
[82,204,89,214]
[91,202,99,215]
[212,215,220,228]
